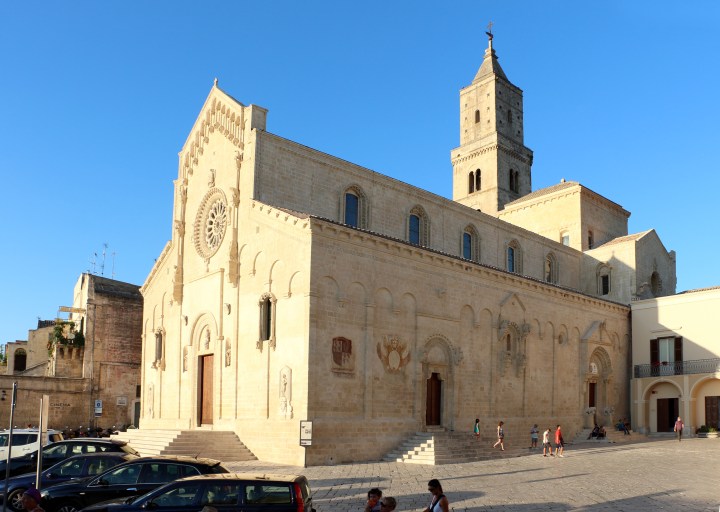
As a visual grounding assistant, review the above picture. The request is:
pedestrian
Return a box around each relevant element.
[380,497,397,511]
[673,416,684,442]
[554,424,565,457]
[21,488,44,512]
[530,424,539,449]
[492,421,505,450]
[423,479,449,512]
[473,418,481,440]
[542,426,553,457]
[364,488,383,512]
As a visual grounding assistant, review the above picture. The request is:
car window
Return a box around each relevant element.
[49,433,64,443]
[55,458,84,477]
[140,463,200,484]
[151,482,204,508]
[0,435,7,447]
[95,464,141,485]
[70,444,84,455]
[13,434,37,445]
[202,482,241,506]
[86,456,119,475]
[245,484,292,504]
[44,444,68,456]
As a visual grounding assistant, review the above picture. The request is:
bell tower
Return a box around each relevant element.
[451,31,533,215]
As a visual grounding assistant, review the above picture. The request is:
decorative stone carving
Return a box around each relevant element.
[193,189,228,259]
[208,169,216,188]
[331,337,353,375]
[204,329,211,350]
[279,366,293,419]
[376,335,411,373]
[225,339,231,367]
[182,346,188,372]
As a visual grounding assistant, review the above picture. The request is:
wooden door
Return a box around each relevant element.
[425,373,442,426]
[656,398,678,432]
[588,382,596,408]
[706,396,720,429]
[200,355,214,425]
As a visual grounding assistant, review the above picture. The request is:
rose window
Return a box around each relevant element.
[194,189,228,259]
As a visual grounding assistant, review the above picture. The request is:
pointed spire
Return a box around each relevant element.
[473,28,508,83]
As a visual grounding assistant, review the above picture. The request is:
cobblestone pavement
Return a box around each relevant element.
[225,437,720,511]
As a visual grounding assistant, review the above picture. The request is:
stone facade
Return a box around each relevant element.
[141,37,674,465]
[631,287,720,435]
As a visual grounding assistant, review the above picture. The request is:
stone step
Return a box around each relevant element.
[112,429,256,462]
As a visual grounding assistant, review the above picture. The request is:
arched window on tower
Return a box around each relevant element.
[468,172,475,193]
[475,170,481,191]
[509,170,520,193]
[651,271,662,296]
[475,110,480,123]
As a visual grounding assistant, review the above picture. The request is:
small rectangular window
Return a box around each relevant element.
[463,233,472,260]
[409,215,420,245]
[561,234,570,246]
[344,193,359,227]
[600,275,609,295]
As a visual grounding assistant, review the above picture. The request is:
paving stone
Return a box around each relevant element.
[225,438,719,511]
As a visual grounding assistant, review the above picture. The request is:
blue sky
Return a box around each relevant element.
[2,1,719,345]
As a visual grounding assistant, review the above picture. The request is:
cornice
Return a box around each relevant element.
[451,143,533,167]
[141,240,173,294]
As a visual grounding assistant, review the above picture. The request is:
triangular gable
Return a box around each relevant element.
[179,81,247,179]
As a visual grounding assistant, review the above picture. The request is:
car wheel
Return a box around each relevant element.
[7,488,26,512]
[57,503,80,512]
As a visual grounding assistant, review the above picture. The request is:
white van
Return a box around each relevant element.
[0,429,63,460]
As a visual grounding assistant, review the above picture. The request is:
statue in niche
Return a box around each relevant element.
[590,362,598,374]
[278,366,293,419]
[182,346,189,372]
[225,339,231,367]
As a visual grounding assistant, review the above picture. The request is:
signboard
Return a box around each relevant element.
[299,420,313,446]
[94,399,103,417]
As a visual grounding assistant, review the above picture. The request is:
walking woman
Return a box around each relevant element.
[492,421,505,450]
[473,418,481,440]
[423,479,449,512]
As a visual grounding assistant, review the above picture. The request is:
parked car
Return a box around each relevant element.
[40,456,228,512]
[82,473,315,512]
[0,453,137,512]
[0,429,64,460]
[0,438,139,478]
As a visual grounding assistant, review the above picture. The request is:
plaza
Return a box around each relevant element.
[226,437,719,511]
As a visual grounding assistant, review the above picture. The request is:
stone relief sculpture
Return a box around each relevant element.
[279,366,293,419]
[376,335,411,373]
[204,329,211,350]
[225,339,231,367]
[331,336,353,375]
[182,346,189,372]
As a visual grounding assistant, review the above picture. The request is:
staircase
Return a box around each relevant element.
[383,430,532,465]
[113,430,256,462]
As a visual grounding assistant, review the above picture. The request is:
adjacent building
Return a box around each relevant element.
[631,286,720,435]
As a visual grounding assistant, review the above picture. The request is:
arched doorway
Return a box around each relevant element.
[191,315,218,427]
[421,335,455,430]
[586,347,613,426]
[13,349,26,372]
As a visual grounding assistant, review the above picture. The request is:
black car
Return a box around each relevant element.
[0,453,137,512]
[0,439,139,478]
[82,473,315,512]
[40,456,228,512]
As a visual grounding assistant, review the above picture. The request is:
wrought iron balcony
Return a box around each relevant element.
[633,358,720,378]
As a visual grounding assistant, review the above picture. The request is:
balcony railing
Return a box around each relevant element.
[634,358,720,378]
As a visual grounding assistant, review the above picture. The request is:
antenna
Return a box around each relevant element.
[90,253,97,274]
[100,243,108,276]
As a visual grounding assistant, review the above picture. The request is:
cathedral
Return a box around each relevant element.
[140,36,676,465]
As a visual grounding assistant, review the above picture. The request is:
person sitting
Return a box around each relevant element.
[380,497,397,511]
[597,426,606,439]
[365,488,383,512]
[588,424,600,439]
